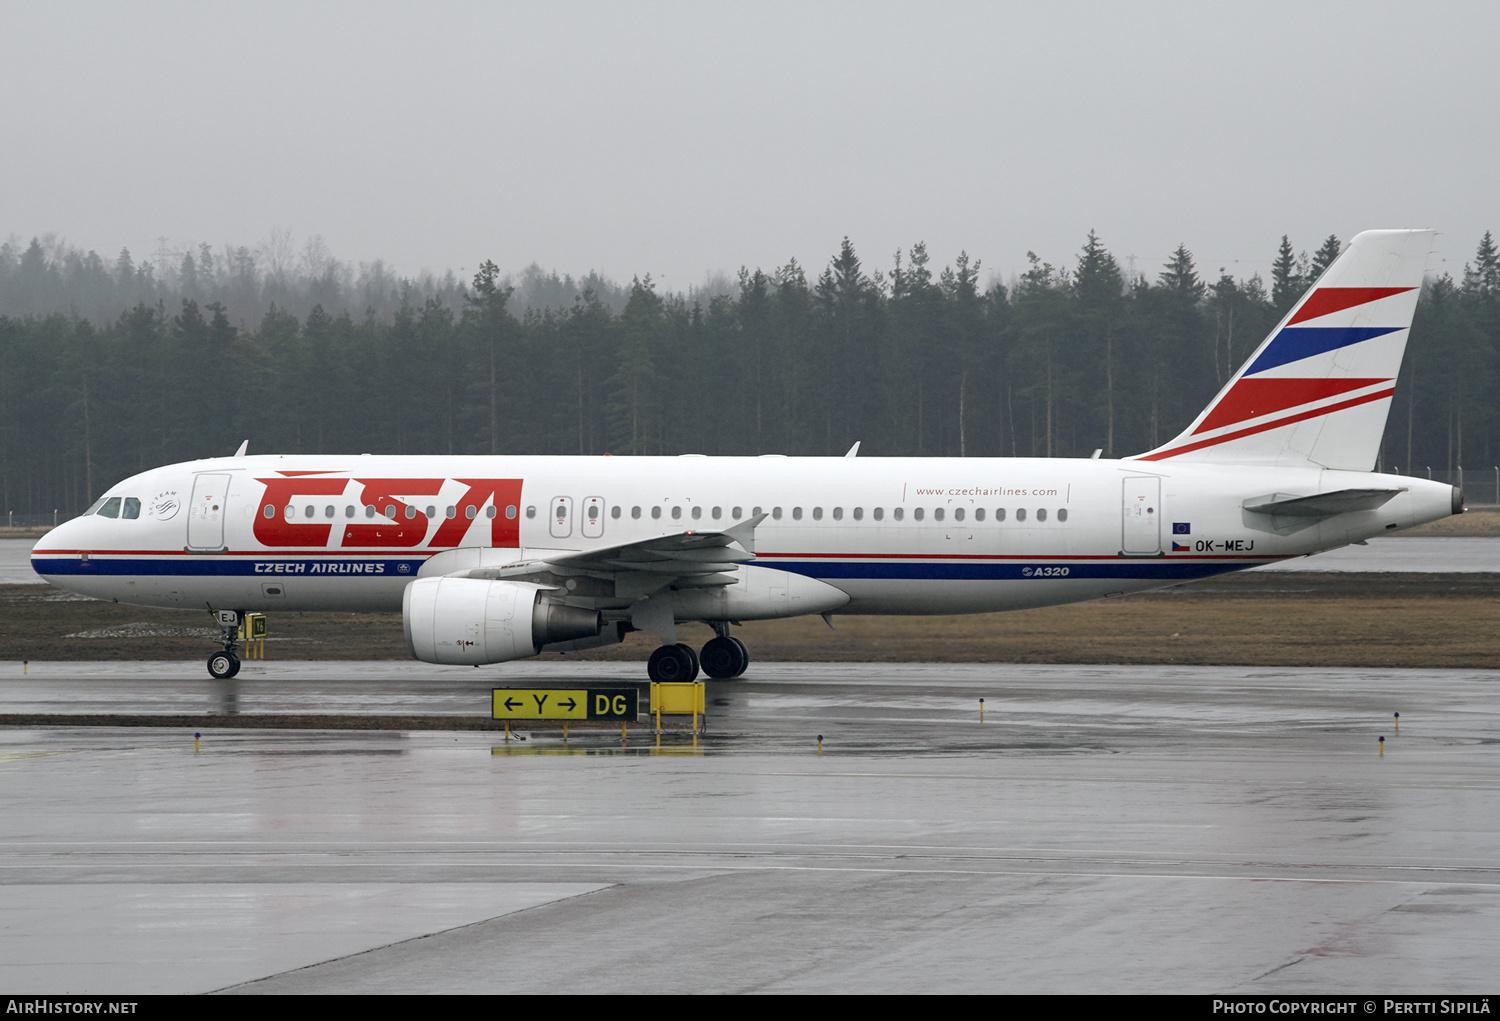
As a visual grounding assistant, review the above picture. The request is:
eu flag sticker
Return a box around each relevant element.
[1173,522,1190,534]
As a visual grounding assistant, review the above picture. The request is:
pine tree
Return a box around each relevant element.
[1310,234,1342,282]
[1271,235,1303,317]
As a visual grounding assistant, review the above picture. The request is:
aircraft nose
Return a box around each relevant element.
[31,515,85,581]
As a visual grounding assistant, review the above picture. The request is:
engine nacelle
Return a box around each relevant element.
[403,577,602,666]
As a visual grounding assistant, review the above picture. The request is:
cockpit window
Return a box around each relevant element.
[85,496,109,515]
[122,497,141,520]
[97,497,122,518]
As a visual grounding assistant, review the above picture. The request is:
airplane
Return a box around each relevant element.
[31,229,1461,681]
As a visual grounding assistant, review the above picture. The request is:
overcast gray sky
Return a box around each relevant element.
[3,1,1497,290]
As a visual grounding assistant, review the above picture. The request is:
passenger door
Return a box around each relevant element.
[187,473,231,551]
[1121,477,1161,555]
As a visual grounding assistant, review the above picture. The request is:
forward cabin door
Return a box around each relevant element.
[187,473,231,551]
[1121,477,1161,555]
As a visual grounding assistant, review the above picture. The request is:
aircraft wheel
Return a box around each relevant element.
[647,644,699,682]
[208,650,240,680]
[701,636,748,679]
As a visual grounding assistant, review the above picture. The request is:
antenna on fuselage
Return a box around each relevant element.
[233,440,249,458]
[844,441,861,458]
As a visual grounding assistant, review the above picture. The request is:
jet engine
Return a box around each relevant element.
[403,577,602,665]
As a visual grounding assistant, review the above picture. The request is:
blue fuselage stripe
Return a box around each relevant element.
[32,555,1257,583]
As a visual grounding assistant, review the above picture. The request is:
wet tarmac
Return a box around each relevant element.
[2,661,1498,993]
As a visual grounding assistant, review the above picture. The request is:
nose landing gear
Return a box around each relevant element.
[206,608,243,679]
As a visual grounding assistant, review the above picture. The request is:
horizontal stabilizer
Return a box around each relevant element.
[1243,488,1403,518]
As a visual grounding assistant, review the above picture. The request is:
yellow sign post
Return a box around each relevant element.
[238,613,267,659]
[651,681,706,735]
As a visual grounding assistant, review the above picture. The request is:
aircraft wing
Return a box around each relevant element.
[418,514,766,596]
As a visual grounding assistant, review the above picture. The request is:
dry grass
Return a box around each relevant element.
[1393,508,1500,536]
[4,572,1498,669]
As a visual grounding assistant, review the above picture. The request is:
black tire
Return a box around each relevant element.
[728,636,750,677]
[207,650,240,680]
[647,644,698,683]
[701,636,747,679]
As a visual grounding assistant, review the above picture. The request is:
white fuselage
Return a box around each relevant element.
[31,453,1457,621]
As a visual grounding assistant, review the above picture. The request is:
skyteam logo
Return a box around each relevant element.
[148,490,182,520]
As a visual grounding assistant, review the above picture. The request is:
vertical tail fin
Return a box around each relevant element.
[1133,229,1434,470]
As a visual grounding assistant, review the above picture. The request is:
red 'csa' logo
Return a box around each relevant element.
[252,477,524,549]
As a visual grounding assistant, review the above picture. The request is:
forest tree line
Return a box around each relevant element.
[1,230,1497,517]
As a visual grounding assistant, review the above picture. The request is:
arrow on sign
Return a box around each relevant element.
[505,697,521,711]
[558,697,577,711]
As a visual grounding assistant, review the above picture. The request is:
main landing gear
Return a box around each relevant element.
[646,632,750,682]
[206,608,243,679]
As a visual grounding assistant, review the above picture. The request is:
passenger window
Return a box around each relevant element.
[873,507,883,521]
[263,504,274,519]
[346,506,355,518]
[773,507,783,520]
[833,507,843,520]
[1037,508,1048,522]
[98,497,121,518]
[652,507,662,520]
[632,506,642,519]
[325,505,335,518]
[122,497,141,519]
[611,505,621,519]
[812,507,822,520]
[385,505,396,519]
[422,505,434,518]
[671,507,682,520]
[305,505,316,519]
[365,505,376,519]
[556,504,568,520]
[996,508,1006,521]
[852,507,863,520]
[934,508,944,521]
[1058,508,1068,522]
[285,505,295,520]
[1016,508,1027,522]
[953,507,963,521]
[975,508,985,522]
[691,506,702,520]
[404,506,416,519]
[486,506,497,519]
[733,506,742,519]
[588,504,599,520]
[914,508,924,521]
[506,505,517,519]
[894,507,904,521]
[792,507,803,520]
[712,507,722,520]
[466,506,477,519]
[526,506,537,519]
